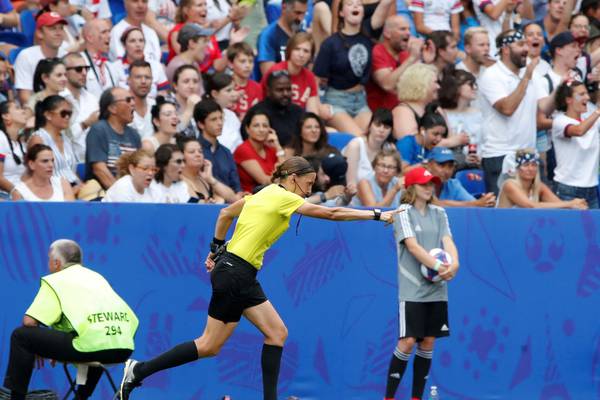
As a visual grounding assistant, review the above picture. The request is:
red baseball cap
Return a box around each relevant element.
[36,12,67,30]
[404,167,442,188]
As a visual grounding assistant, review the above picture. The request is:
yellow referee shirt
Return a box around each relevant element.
[227,184,305,269]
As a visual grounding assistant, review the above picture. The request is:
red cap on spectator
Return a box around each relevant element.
[36,12,67,30]
[404,167,441,188]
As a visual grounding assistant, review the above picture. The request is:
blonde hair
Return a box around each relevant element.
[464,27,489,46]
[514,148,541,201]
[116,149,154,178]
[396,63,438,102]
[400,184,435,205]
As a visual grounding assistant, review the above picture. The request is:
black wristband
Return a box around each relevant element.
[210,237,225,253]
[373,208,382,221]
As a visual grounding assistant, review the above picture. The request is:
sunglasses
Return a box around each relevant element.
[67,66,91,73]
[57,109,73,118]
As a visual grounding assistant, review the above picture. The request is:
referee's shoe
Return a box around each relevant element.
[119,359,142,399]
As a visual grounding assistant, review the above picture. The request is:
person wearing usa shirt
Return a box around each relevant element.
[228,42,263,120]
[409,0,463,39]
[109,0,162,63]
[261,32,330,119]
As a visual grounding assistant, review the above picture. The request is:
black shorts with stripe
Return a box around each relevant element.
[398,301,450,340]
[208,251,268,323]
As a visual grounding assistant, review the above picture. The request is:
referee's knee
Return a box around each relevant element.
[265,324,288,346]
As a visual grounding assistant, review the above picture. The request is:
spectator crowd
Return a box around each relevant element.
[0,0,598,209]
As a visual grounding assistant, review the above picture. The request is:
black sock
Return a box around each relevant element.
[261,344,283,400]
[134,341,198,381]
[9,391,25,400]
[384,347,410,399]
[411,348,433,400]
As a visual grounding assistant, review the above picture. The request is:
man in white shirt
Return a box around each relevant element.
[456,26,493,79]
[81,19,119,98]
[61,52,100,160]
[14,12,67,105]
[109,0,162,63]
[478,29,555,194]
[128,60,155,139]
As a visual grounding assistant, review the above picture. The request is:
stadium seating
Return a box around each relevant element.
[328,132,354,151]
[455,168,485,197]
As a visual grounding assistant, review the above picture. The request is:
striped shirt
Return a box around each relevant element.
[32,129,79,184]
[393,203,451,302]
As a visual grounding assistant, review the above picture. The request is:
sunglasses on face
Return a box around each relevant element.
[56,109,73,118]
[67,66,91,73]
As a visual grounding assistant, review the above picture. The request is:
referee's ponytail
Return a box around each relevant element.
[271,156,315,182]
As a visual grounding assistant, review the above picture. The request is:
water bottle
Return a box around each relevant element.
[428,385,439,400]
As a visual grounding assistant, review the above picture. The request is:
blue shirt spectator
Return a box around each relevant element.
[426,146,496,207]
[198,134,241,193]
[439,178,475,201]
[397,135,431,165]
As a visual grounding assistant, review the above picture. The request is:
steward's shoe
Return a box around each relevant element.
[119,359,142,400]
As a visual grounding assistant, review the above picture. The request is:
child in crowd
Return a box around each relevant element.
[227,42,263,120]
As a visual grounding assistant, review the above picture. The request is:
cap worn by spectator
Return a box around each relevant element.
[404,166,442,188]
[321,152,347,186]
[428,147,455,164]
[177,23,214,47]
[549,31,576,56]
[36,12,67,30]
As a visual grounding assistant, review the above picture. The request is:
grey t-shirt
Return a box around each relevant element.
[85,120,141,181]
[393,203,452,302]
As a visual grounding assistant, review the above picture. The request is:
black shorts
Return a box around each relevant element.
[398,301,450,340]
[208,252,268,323]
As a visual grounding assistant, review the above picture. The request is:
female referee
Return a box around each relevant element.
[384,167,459,400]
[119,156,399,400]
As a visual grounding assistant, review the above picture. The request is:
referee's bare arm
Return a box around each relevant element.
[296,203,402,223]
[213,198,246,240]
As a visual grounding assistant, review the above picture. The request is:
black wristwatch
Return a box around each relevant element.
[373,208,382,221]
